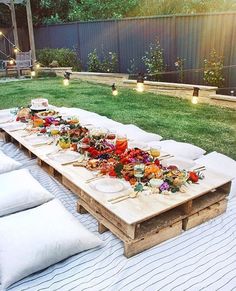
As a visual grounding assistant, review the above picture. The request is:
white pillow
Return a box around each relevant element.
[0,150,21,174]
[0,169,53,217]
[148,140,206,160]
[116,124,162,143]
[196,152,236,198]
[0,199,102,289]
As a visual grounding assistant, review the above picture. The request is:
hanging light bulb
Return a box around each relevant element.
[31,71,36,77]
[9,59,14,65]
[191,87,200,104]
[63,71,72,86]
[13,47,19,54]
[112,83,118,96]
[136,73,144,92]
[36,63,40,69]
[63,78,69,86]
[0,31,3,36]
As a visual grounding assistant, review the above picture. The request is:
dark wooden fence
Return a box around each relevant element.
[2,12,236,90]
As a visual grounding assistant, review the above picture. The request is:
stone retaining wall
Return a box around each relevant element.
[42,69,236,109]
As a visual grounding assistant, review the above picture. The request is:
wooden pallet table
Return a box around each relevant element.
[1,128,233,257]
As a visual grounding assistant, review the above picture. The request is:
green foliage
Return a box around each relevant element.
[87,49,118,73]
[36,48,81,71]
[68,0,139,21]
[142,40,165,81]
[1,1,236,27]
[203,49,225,87]
[87,49,101,72]
[36,71,57,78]
[175,57,185,83]
[127,58,138,74]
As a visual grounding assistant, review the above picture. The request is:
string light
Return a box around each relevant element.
[31,71,36,77]
[63,79,69,86]
[63,71,72,86]
[191,87,200,104]
[0,31,2,36]
[136,73,144,92]
[36,63,40,69]
[112,83,118,96]
[9,60,14,65]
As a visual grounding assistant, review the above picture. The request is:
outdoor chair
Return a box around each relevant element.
[3,51,32,77]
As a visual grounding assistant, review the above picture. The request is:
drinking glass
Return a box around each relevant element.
[105,131,116,146]
[134,163,145,183]
[115,134,128,152]
[150,146,161,160]
[79,142,90,160]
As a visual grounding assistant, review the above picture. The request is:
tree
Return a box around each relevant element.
[1,0,236,26]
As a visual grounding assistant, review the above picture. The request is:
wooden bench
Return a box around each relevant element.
[3,51,32,76]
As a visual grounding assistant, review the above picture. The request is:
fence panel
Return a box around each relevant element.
[31,13,236,89]
[78,21,119,70]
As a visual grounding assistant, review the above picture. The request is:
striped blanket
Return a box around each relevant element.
[1,141,236,291]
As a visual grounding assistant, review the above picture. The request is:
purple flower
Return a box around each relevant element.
[160,182,170,192]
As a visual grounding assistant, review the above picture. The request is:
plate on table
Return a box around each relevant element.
[36,110,60,119]
[24,134,53,146]
[1,122,26,132]
[47,151,82,165]
[161,157,196,170]
[90,177,130,193]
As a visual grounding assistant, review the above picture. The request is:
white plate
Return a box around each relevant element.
[161,157,196,170]
[24,134,53,146]
[47,151,82,165]
[91,177,130,193]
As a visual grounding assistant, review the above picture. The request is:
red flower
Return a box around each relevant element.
[189,171,199,183]
[154,159,160,166]
[109,169,117,177]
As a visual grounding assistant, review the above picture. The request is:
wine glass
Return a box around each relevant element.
[150,146,161,160]
[105,131,116,146]
[78,139,90,160]
[134,163,145,184]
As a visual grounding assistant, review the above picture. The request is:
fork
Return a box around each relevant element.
[108,191,139,204]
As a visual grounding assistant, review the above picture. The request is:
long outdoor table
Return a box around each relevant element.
[2,127,233,257]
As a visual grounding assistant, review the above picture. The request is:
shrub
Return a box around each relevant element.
[127,58,138,74]
[142,39,165,81]
[87,49,118,73]
[175,57,185,83]
[36,71,57,78]
[36,48,81,71]
[87,49,101,72]
[203,49,224,87]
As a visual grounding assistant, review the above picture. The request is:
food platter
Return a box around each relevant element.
[36,110,60,119]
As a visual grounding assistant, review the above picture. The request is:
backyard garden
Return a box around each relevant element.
[0,77,235,159]
[0,1,236,290]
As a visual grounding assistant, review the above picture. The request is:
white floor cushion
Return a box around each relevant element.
[0,169,53,217]
[148,140,206,160]
[0,199,103,290]
[196,152,236,198]
[0,150,21,174]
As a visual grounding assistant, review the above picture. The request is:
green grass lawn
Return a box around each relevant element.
[0,77,236,159]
